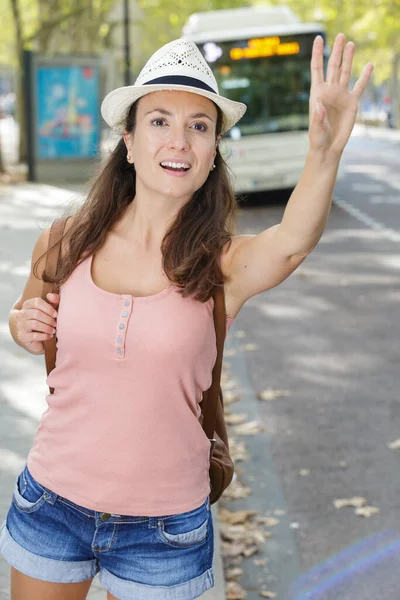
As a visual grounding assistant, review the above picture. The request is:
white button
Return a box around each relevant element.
[116,348,122,355]
[122,311,128,317]
[119,324,125,330]
[124,300,130,306]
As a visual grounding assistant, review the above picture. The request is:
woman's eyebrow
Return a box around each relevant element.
[145,108,214,122]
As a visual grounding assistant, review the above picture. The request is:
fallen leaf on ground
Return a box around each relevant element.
[233,420,265,435]
[299,469,310,476]
[241,343,259,351]
[254,558,269,566]
[274,509,286,516]
[226,567,244,580]
[257,389,291,401]
[243,545,259,557]
[234,330,246,338]
[220,509,260,525]
[226,581,247,599]
[224,349,238,357]
[229,438,249,462]
[256,517,280,527]
[354,506,379,518]
[388,439,400,450]
[223,378,240,391]
[334,497,367,509]
[222,479,252,500]
[260,592,277,599]
[225,413,249,425]
[224,390,241,404]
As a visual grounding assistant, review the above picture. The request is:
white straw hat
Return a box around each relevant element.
[101,38,247,135]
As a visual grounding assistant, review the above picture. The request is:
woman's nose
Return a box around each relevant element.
[167,127,190,151]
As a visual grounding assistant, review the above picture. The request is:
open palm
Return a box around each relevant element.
[309,34,374,155]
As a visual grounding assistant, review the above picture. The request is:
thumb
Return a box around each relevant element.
[46,292,60,303]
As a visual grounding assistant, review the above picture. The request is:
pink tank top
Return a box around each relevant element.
[27,254,234,516]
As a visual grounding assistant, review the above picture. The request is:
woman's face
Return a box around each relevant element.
[124,90,219,202]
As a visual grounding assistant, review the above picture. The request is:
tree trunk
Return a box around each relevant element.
[393,52,399,129]
[10,0,27,162]
[0,134,5,174]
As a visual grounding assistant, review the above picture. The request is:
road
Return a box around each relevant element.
[222,126,400,599]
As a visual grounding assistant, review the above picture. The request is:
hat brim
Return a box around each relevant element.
[100,84,247,135]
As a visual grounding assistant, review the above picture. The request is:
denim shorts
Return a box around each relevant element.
[0,463,214,600]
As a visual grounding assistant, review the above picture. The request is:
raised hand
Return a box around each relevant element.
[309,33,374,155]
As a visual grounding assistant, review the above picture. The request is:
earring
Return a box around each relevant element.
[212,164,216,170]
[127,154,131,162]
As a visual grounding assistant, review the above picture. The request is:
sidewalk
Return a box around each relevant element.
[0,181,226,600]
[352,123,400,142]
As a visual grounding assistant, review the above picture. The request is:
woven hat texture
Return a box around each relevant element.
[101,38,247,134]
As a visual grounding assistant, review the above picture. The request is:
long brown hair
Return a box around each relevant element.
[35,97,238,302]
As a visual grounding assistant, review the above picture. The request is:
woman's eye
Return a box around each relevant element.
[152,118,166,126]
[192,122,207,132]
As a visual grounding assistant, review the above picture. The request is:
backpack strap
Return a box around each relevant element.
[201,284,226,444]
[42,217,70,393]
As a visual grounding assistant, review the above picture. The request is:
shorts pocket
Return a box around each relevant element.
[12,465,49,514]
[158,500,209,549]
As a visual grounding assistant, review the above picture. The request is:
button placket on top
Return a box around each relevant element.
[115,296,133,360]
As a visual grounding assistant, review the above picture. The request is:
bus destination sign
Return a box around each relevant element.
[230,36,300,60]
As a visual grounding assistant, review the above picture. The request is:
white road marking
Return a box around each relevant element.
[369,196,400,204]
[333,197,400,243]
[350,183,385,193]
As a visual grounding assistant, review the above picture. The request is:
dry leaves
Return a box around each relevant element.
[299,469,310,476]
[233,420,265,436]
[333,497,367,509]
[256,516,280,527]
[224,390,241,404]
[234,330,246,339]
[355,506,380,518]
[226,581,247,599]
[260,592,277,599]
[334,497,379,518]
[225,413,249,425]
[388,439,400,450]
[241,343,259,352]
[223,378,240,391]
[222,479,253,501]
[257,389,291,401]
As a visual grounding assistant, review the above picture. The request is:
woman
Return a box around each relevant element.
[0,36,372,600]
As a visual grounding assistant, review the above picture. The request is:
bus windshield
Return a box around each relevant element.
[198,32,325,137]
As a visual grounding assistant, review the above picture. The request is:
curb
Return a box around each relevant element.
[202,503,226,599]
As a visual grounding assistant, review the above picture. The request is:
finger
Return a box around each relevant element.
[311,35,324,87]
[24,296,58,317]
[25,319,56,335]
[352,63,374,99]
[326,33,346,85]
[339,41,355,88]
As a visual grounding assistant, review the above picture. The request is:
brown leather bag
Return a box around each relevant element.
[41,216,234,505]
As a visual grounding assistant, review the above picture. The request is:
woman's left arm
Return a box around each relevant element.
[225,33,374,301]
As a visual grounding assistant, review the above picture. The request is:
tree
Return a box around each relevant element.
[7,0,118,162]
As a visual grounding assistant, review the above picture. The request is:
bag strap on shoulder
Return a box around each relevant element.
[42,217,69,391]
[201,284,226,443]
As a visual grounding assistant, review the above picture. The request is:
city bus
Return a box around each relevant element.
[182,6,331,193]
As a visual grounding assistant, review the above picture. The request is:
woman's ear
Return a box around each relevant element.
[123,131,130,152]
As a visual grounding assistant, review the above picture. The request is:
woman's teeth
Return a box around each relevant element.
[160,161,191,170]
